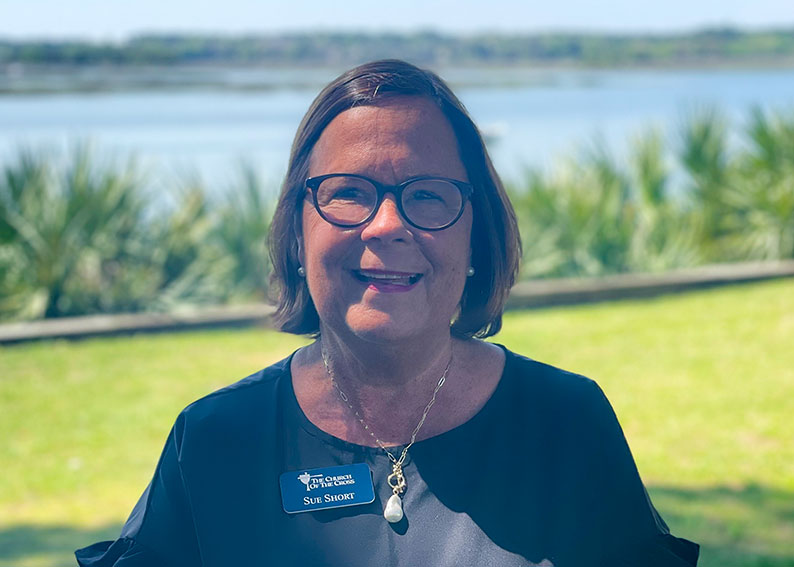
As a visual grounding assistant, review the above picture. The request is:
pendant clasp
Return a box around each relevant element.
[387,464,406,495]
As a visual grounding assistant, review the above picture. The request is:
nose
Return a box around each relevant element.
[360,194,412,243]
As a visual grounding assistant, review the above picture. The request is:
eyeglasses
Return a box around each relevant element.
[305,174,473,231]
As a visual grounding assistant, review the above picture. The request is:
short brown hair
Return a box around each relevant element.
[268,59,521,338]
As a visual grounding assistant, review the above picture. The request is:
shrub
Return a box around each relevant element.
[0,149,274,321]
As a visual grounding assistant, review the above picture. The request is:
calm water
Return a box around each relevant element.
[2,67,794,192]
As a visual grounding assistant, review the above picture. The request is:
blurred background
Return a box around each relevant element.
[1,1,793,566]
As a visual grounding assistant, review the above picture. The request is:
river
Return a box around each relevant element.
[2,66,793,192]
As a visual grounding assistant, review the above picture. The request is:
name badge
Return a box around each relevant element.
[280,463,375,514]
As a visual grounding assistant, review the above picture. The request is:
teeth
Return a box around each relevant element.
[356,271,421,285]
[366,273,405,280]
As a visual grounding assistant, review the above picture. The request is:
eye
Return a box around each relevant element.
[403,179,462,210]
[331,186,366,201]
[316,178,375,206]
[411,189,446,202]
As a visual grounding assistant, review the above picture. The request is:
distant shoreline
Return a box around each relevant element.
[3,58,794,96]
[3,27,794,95]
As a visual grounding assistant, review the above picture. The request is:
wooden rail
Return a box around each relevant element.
[2,260,793,344]
[505,260,794,309]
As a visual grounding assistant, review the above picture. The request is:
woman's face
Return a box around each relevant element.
[301,96,473,346]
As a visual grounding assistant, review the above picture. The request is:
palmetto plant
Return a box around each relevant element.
[628,128,701,272]
[211,166,273,302]
[145,168,274,309]
[722,108,794,260]
[680,106,794,262]
[0,146,149,319]
[510,148,634,279]
[511,106,793,281]
[0,148,276,321]
[679,107,735,260]
[511,131,699,279]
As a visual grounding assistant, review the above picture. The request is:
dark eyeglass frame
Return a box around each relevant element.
[305,173,474,231]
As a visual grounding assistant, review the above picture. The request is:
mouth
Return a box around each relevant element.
[353,269,423,290]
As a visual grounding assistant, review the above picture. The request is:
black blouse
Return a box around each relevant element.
[76,346,699,566]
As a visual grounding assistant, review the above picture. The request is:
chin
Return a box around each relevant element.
[343,308,430,345]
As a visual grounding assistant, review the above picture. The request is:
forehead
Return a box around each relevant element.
[308,96,466,180]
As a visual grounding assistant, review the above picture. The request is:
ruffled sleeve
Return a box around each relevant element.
[75,414,202,566]
[75,538,165,567]
[602,532,699,566]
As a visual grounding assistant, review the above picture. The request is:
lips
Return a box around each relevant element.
[353,269,423,288]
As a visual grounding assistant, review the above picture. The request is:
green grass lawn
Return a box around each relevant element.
[1,279,793,567]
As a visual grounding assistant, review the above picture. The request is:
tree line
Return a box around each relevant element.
[2,28,794,68]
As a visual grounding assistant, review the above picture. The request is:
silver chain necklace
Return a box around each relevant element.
[320,345,452,523]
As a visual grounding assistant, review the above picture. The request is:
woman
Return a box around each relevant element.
[77,60,699,566]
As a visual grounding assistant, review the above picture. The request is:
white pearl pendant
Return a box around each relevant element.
[384,493,404,523]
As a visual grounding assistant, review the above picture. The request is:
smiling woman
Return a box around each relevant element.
[76,60,699,567]
[300,97,474,345]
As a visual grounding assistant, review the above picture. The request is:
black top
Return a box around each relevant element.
[76,346,699,567]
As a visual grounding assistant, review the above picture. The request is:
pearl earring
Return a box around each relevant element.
[466,267,475,277]
[297,266,306,277]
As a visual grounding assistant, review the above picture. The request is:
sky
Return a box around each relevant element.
[2,0,794,40]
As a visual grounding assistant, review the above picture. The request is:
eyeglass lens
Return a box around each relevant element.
[314,176,464,229]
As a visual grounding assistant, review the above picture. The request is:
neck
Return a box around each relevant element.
[318,326,454,389]
[308,329,457,445]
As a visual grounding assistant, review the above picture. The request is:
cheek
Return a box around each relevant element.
[300,207,328,266]
[298,202,313,266]
[431,233,472,292]
[449,210,474,268]
[301,209,357,274]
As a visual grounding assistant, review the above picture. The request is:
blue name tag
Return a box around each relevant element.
[280,463,375,514]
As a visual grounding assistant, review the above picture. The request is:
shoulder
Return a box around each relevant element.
[172,353,294,445]
[494,345,618,440]
[499,345,606,406]
[496,346,634,474]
